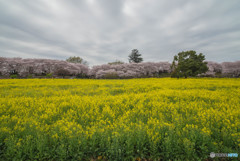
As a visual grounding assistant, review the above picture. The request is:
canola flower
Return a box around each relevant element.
[0,78,239,160]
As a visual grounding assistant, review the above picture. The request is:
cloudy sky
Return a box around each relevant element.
[0,0,240,65]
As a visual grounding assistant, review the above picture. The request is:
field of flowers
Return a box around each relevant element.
[0,78,239,160]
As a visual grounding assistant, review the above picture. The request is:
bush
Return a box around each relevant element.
[154,72,171,78]
[103,72,119,79]
[215,72,222,78]
[10,74,18,79]
[46,73,53,78]
[76,73,88,79]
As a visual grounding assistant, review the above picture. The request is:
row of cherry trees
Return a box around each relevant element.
[0,57,239,78]
[204,61,240,77]
[0,57,89,78]
[89,62,171,78]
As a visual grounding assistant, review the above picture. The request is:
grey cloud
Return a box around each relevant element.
[0,0,240,66]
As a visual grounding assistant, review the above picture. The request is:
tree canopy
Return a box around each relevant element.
[128,49,143,63]
[171,50,208,78]
[108,60,124,65]
[66,56,88,65]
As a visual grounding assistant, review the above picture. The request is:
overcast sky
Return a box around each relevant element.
[0,0,240,65]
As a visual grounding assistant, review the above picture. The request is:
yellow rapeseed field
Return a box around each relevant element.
[0,78,239,160]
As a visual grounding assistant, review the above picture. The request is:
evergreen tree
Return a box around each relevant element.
[128,49,143,63]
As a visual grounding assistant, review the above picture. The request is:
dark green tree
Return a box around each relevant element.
[128,49,143,63]
[66,56,88,65]
[171,50,208,78]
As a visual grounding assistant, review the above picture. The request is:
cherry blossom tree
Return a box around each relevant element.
[1,57,239,78]
[221,61,240,77]
[90,62,171,78]
[0,57,89,78]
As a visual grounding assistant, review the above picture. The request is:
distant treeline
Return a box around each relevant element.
[0,57,240,78]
